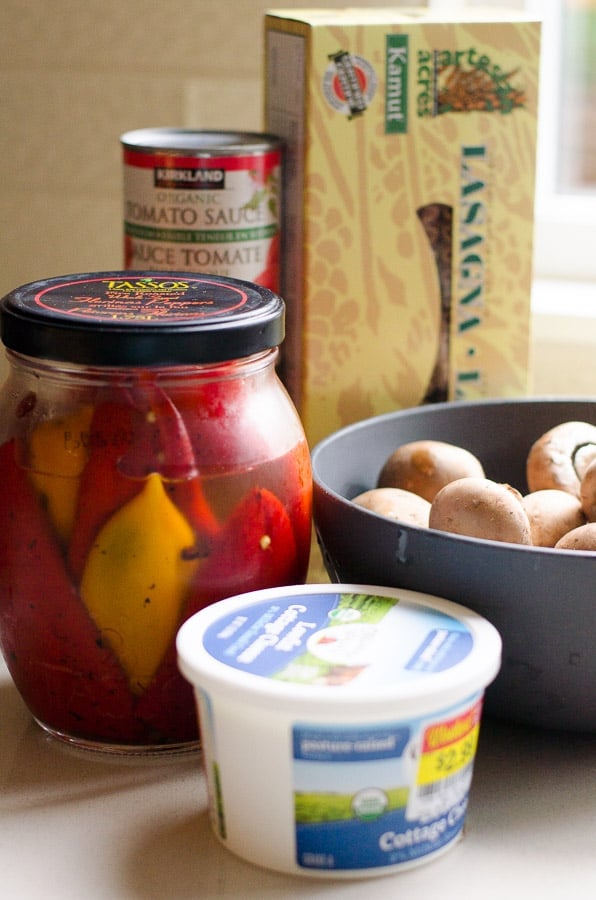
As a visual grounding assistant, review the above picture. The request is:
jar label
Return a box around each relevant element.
[29,274,260,323]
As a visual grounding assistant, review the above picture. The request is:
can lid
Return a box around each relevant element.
[120,128,283,155]
[177,583,502,718]
[0,272,284,366]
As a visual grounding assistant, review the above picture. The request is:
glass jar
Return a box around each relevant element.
[0,272,312,753]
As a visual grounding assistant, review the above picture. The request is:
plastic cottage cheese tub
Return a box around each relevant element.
[176,583,502,878]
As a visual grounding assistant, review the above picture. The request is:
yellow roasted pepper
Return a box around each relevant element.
[80,473,199,693]
[28,405,94,542]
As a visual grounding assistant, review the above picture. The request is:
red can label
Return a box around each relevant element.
[123,147,281,291]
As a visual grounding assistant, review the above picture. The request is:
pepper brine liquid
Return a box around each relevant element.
[0,273,311,752]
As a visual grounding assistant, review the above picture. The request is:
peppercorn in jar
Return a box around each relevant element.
[0,272,312,753]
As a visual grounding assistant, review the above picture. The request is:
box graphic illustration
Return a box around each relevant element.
[265,9,541,444]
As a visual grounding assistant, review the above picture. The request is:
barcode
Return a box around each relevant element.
[416,761,473,797]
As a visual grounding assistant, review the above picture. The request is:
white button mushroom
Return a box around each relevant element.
[579,457,596,522]
[352,487,431,528]
[555,522,596,551]
[526,421,596,497]
[377,439,485,503]
[522,489,586,547]
[429,477,532,544]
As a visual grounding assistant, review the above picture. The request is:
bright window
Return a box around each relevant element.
[525,0,596,282]
[432,0,596,286]
[557,0,596,192]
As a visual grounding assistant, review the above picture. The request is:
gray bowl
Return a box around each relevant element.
[311,398,596,733]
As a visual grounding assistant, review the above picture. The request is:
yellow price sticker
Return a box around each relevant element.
[416,701,482,787]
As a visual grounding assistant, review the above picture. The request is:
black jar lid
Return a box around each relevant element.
[0,272,285,366]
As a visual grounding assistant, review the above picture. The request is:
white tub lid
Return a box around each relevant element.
[177,584,502,716]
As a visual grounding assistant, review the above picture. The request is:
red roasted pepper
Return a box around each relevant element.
[131,380,220,539]
[67,398,143,583]
[0,440,136,743]
[190,486,299,610]
[169,367,270,471]
[134,641,198,743]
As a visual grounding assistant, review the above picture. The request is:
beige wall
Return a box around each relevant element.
[0,1,410,299]
[0,2,591,396]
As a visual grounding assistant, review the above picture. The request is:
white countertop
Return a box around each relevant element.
[1,657,595,900]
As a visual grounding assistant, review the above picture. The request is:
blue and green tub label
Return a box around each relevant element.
[203,590,483,871]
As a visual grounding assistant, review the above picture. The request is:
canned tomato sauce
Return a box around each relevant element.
[121,129,283,290]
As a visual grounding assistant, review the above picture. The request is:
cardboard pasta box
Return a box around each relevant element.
[264,8,541,444]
